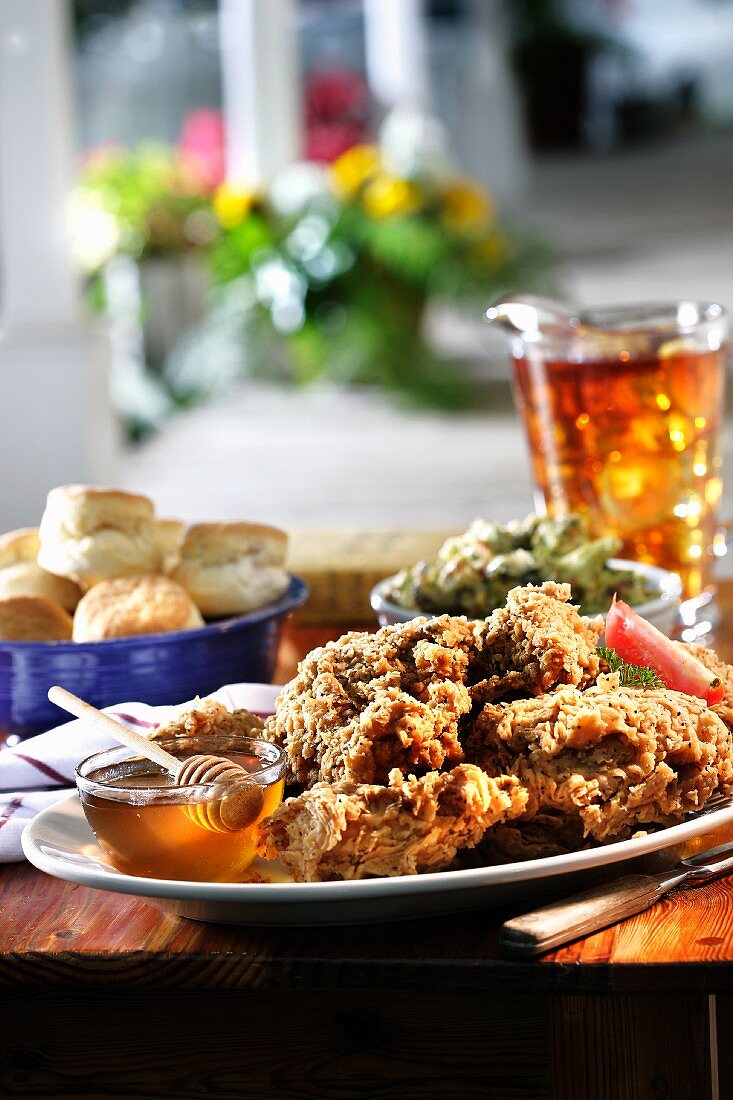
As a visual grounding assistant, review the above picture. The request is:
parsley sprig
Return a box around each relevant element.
[596,646,665,689]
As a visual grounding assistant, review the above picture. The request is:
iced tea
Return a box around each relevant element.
[512,341,726,598]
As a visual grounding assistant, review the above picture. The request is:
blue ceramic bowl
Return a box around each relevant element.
[0,575,308,741]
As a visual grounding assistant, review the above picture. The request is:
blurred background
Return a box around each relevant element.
[2,0,733,533]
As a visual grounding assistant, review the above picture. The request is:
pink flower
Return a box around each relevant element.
[178,109,226,191]
[306,69,368,126]
[304,69,370,163]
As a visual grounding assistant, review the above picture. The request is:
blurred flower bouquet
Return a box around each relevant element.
[70,113,223,434]
[70,128,220,276]
[72,106,551,418]
[202,114,551,408]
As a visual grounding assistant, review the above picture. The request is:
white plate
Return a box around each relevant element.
[22,792,733,926]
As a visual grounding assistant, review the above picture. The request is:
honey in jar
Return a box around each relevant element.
[76,740,286,882]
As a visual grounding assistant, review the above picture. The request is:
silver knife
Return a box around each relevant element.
[500,839,733,957]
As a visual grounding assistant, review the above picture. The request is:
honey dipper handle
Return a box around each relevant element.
[48,686,181,778]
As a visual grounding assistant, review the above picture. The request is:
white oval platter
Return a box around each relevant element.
[22,790,733,927]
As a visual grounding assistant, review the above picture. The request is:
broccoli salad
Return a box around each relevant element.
[384,514,658,617]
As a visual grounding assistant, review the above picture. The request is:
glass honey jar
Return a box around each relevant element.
[76,733,286,882]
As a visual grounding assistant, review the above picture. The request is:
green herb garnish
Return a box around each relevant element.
[596,646,665,689]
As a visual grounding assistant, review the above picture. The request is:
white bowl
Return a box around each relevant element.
[370,558,683,635]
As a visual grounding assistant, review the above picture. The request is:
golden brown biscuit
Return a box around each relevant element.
[172,522,289,617]
[155,518,185,574]
[38,485,162,586]
[72,574,204,641]
[0,528,40,568]
[0,528,81,611]
[0,595,73,641]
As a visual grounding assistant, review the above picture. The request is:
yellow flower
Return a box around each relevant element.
[362,175,421,219]
[213,184,257,228]
[440,180,495,236]
[331,144,381,198]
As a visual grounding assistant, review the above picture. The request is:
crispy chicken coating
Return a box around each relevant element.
[267,616,476,787]
[682,642,733,733]
[260,764,527,881]
[469,581,604,706]
[267,582,603,788]
[465,675,733,845]
[151,699,266,743]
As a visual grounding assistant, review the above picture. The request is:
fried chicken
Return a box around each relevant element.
[469,581,604,706]
[267,582,603,788]
[151,699,266,743]
[465,675,733,847]
[681,642,733,733]
[259,764,527,881]
[267,616,476,787]
[477,812,588,864]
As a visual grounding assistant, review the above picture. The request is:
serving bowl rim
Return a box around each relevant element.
[0,573,308,652]
[370,558,682,622]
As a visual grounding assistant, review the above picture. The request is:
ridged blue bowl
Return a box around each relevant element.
[0,575,308,741]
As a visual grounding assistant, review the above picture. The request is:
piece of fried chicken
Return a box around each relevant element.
[259,764,527,881]
[465,675,733,849]
[470,581,603,706]
[150,698,266,743]
[267,615,476,787]
[266,582,603,788]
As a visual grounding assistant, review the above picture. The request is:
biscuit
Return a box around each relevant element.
[0,528,81,610]
[72,574,204,641]
[155,518,185,574]
[172,522,289,617]
[0,528,41,569]
[38,485,162,586]
[0,595,73,641]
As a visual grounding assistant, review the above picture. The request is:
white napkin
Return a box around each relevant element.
[0,682,280,864]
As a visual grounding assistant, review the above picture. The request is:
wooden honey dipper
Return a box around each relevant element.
[48,686,265,833]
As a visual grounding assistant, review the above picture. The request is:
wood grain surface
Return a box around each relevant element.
[549,994,716,1100]
[3,587,733,1098]
[1,988,554,1100]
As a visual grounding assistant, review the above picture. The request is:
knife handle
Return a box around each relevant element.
[500,870,685,956]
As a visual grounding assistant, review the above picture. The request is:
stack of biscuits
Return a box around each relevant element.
[0,485,289,643]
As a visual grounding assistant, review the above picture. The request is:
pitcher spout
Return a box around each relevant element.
[484,294,582,340]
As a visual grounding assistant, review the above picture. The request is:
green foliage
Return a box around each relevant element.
[207,213,273,283]
[72,144,215,270]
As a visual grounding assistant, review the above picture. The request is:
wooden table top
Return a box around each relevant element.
[3,588,733,995]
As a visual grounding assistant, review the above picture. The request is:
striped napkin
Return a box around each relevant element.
[0,682,280,863]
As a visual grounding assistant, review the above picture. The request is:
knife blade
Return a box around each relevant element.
[500,838,733,957]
